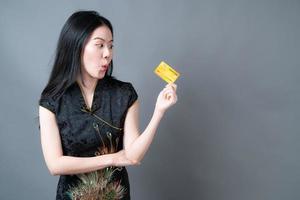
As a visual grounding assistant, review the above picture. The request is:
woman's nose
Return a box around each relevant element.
[103,46,111,58]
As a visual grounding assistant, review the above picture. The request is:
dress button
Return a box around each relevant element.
[93,122,99,129]
[106,131,112,138]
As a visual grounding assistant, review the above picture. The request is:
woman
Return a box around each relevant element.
[39,10,177,200]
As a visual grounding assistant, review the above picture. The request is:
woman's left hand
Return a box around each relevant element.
[155,83,178,113]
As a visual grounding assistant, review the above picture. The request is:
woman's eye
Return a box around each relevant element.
[96,44,104,48]
[96,44,113,49]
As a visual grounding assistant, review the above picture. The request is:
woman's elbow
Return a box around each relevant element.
[126,153,142,166]
[48,164,60,176]
[131,159,141,166]
[46,159,63,176]
[50,170,59,176]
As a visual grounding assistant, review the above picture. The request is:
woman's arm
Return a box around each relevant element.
[39,106,134,176]
[123,83,178,163]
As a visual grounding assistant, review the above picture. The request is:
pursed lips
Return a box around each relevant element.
[99,64,108,71]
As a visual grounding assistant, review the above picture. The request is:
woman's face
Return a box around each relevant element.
[81,25,113,80]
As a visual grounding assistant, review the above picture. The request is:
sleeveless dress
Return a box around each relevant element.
[39,77,138,200]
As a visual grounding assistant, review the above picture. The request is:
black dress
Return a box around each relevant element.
[39,77,138,200]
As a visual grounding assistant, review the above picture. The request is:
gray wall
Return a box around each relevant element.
[1,0,299,199]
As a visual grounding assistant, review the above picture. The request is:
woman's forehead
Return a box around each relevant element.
[90,26,113,42]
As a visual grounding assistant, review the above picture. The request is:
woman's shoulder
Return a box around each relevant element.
[105,77,138,100]
[105,76,135,90]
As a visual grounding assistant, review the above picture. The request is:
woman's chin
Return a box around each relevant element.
[94,71,106,79]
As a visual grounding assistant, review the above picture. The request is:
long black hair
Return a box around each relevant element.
[41,10,114,100]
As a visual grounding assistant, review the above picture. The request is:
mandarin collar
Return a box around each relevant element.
[74,77,107,113]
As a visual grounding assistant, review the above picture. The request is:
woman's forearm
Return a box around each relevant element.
[125,109,165,163]
[48,154,114,176]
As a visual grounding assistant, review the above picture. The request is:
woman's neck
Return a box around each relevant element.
[77,74,98,93]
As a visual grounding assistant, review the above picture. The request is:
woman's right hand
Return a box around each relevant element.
[155,83,178,114]
[112,150,140,167]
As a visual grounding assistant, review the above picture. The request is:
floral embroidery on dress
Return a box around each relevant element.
[66,167,126,200]
[66,121,126,200]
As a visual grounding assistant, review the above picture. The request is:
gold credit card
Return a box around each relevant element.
[154,61,180,83]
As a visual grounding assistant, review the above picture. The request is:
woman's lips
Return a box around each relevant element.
[99,65,108,71]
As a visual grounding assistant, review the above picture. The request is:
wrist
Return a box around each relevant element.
[154,107,166,117]
[100,154,115,167]
[110,153,116,166]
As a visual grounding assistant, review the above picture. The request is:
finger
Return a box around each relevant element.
[165,84,177,92]
[163,89,176,95]
[168,93,176,102]
[160,88,168,95]
[163,91,173,99]
[161,88,172,95]
[169,83,177,87]
[166,94,173,101]
[173,94,178,103]
[169,92,178,101]
[165,83,173,89]
[169,83,177,90]
[165,91,176,100]
[165,83,175,88]
[164,92,170,99]
[163,88,175,94]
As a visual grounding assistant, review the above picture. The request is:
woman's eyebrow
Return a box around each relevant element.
[93,37,113,42]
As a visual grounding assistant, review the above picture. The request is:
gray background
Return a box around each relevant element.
[0,0,299,199]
